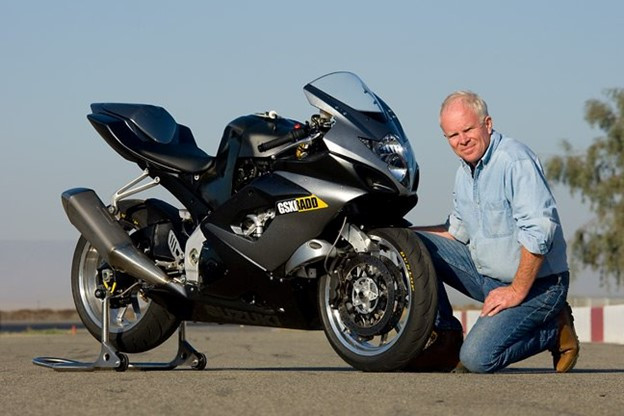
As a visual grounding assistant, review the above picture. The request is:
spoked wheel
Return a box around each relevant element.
[319,228,437,372]
[71,216,180,353]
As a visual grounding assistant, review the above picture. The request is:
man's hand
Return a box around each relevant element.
[480,285,525,317]
[480,247,544,317]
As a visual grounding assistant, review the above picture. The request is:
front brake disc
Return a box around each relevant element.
[337,254,396,337]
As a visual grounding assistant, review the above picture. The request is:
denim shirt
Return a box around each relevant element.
[447,131,568,282]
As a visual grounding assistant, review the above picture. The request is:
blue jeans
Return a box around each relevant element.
[416,232,569,373]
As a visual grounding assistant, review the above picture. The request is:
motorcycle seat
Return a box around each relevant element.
[89,103,216,175]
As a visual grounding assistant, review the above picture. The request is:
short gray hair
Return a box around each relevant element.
[440,90,489,120]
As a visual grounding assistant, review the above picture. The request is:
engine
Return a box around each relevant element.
[230,208,276,239]
[232,158,272,193]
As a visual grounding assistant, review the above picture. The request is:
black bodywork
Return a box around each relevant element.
[86,79,418,330]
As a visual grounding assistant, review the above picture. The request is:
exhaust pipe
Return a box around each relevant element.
[61,188,186,298]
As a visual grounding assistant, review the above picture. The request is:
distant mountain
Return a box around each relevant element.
[0,308,78,322]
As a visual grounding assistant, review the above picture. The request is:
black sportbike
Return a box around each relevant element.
[63,72,437,372]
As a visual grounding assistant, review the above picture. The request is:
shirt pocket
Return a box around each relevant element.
[482,200,514,238]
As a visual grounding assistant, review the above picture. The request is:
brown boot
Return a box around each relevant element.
[404,329,463,372]
[550,303,580,373]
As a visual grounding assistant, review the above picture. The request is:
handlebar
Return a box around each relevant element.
[257,126,309,153]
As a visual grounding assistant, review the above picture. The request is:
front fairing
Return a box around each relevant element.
[303,72,418,195]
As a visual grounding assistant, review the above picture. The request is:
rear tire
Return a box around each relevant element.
[70,207,180,353]
[318,228,437,372]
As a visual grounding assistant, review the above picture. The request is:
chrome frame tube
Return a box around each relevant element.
[111,169,160,214]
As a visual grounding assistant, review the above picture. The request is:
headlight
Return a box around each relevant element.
[362,134,411,186]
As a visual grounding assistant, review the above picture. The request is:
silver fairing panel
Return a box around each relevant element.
[200,171,366,272]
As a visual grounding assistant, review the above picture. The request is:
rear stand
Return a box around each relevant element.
[32,292,206,372]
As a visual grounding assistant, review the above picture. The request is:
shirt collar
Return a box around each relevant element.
[459,130,502,174]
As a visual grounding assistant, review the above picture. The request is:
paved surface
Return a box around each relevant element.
[1,326,623,416]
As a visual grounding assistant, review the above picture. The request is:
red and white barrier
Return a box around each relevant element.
[570,305,624,344]
[453,305,624,344]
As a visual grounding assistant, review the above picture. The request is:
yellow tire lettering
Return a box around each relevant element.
[400,251,415,291]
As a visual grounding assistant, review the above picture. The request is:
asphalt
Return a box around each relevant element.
[1,326,623,416]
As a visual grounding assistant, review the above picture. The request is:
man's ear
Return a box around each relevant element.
[485,116,493,135]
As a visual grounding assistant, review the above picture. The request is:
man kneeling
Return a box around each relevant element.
[409,91,579,373]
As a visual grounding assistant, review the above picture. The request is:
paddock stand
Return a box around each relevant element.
[32,290,207,372]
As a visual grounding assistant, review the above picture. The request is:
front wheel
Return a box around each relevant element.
[318,228,437,372]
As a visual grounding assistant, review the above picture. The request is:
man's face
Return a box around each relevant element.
[440,100,493,166]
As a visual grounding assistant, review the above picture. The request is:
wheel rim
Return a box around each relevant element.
[323,236,413,356]
[78,241,151,333]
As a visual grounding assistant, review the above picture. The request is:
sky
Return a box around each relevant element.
[1,0,623,309]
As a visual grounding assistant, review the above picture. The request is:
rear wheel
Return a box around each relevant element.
[318,228,437,372]
[71,209,180,353]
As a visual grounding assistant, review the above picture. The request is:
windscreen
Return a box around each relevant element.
[302,72,418,192]
[303,72,389,123]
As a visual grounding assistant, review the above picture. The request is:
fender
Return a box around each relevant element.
[118,198,188,262]
[118,198,182,227]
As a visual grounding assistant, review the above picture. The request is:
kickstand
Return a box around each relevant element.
[33,291,206,372]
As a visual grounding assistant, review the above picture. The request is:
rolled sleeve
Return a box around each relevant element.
[508,159,559,255]
[516,218,556,255]
[448,213,469,244]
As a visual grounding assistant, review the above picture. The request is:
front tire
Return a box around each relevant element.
[318,228,437,372]
[71,211,180,353]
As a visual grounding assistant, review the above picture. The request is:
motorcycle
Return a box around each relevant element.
[63,71,437,372]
